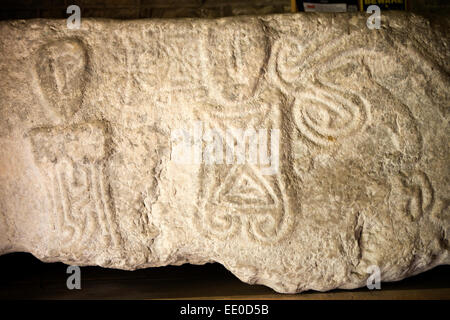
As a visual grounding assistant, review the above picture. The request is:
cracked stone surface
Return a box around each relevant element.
[0,12,449,293]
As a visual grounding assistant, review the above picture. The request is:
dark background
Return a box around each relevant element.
[0,252,449,299]
[0,0,449,299]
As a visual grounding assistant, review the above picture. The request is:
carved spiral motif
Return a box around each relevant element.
[269,37,376,146]
[293,86,370,146]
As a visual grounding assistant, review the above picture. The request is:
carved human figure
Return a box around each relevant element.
[28,122,121,248]
[35,38,88,119]
[201,20,269,106]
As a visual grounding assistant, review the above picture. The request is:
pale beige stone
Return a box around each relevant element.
[0,12,448,293]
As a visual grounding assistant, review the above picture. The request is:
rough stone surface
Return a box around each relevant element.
[0,13,449,293]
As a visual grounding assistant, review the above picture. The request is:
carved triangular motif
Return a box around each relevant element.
[214,166,278,208]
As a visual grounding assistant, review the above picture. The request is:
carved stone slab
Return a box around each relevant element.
[0,13,448,293]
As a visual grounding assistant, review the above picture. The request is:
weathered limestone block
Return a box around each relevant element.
[0,13,448,293]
